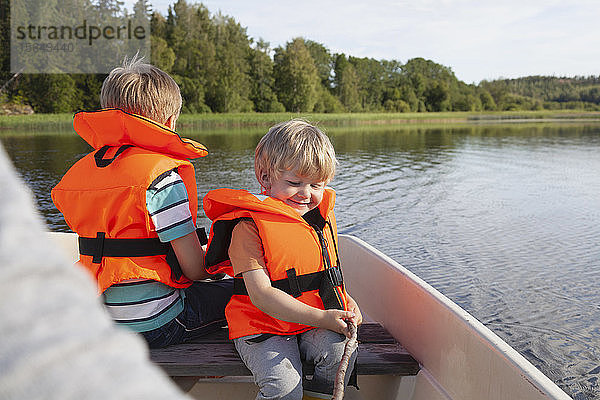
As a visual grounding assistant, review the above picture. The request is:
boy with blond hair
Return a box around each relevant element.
[203,119,362,400]
[52,57,232,348]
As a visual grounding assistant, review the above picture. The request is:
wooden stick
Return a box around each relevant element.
[331,321,357,400]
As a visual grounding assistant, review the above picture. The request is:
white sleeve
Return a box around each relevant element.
[0,145,190,400]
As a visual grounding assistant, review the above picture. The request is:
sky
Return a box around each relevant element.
[125,0,600,84]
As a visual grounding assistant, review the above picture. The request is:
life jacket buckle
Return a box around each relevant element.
[91,232,105,264]
[286,268,302,298]
[327,266,343,287]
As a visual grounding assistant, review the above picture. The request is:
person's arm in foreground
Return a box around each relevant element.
[0,146,190,400]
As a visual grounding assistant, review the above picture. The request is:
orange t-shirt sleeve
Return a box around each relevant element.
[228,219,267,277]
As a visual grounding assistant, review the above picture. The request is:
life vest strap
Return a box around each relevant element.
[286,268,303,298]
[94,145,134,168]
[79,228,208,265]
[79,233,171,263]
[233,268,340,297]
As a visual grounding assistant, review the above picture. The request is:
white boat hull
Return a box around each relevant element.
[48,232,571,399]
[339,235,571,400]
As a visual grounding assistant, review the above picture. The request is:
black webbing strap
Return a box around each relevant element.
[196,227,209,246]
[79,233,171,264]
[286,268,302,298]
[79,227,208,265]
[94,145,134,168]
[233,269,326,296]
[79,227,207,267]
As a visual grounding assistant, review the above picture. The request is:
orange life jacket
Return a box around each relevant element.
[51,109,208,293]
[203,188,348,339]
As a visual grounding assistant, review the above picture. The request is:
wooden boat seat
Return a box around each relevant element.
[150,322,419,390]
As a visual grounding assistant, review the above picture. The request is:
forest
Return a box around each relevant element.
[2,0,600,114]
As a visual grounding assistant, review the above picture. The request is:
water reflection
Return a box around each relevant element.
[2,122,600,399]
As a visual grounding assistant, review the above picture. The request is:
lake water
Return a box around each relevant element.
[2,121,599,399]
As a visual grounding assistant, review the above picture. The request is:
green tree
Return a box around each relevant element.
[173,75,209,113]
[73,74,103,110]
[382,87,413,112]
[398,85,419,111]
[151,10,168,38]
[248,39,283,112]
[334,54,360,111]
[382,85,419,112]
[380,59,415,111]
[0,0,8,67]
[19,74,79,112]
[401,58,457,111]
[273,37,320,112]
[424,81,450,111]
[97,0,124,18]
[167,1,215,80]
[452,93,481,111]
[384,98,410,112]
[0,0,12,99]
[402,57,455,82]
[151,36,175,72]
[132,0,151,18]
[165,1,213,111]
[305,40,333,89]
[206,12,252,112]
[349,57,385,111]
[313,85,344,113]
[480,79,509,108]
[479,89,496,110]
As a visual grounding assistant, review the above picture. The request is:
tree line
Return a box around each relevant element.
[2,0,600,114]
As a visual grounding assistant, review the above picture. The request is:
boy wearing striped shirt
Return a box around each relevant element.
[51,57,233,348]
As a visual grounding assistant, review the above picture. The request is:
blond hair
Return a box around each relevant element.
[100,55,182,124]
[255,119,337,185]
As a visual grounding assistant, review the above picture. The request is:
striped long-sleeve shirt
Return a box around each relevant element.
[103,169,196,332]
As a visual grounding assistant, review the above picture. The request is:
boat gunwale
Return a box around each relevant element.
[338,234,572,400]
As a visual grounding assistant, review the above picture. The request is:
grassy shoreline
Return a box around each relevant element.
[2,110,600,134]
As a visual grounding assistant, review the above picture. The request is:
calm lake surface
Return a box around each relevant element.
[2,121,599,399]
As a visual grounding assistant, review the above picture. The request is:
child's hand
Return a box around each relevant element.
[346,295,363,326]
[321,310,356,338]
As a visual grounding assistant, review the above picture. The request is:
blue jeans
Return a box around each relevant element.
[142,279,233,348]
[234,328,358,400]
